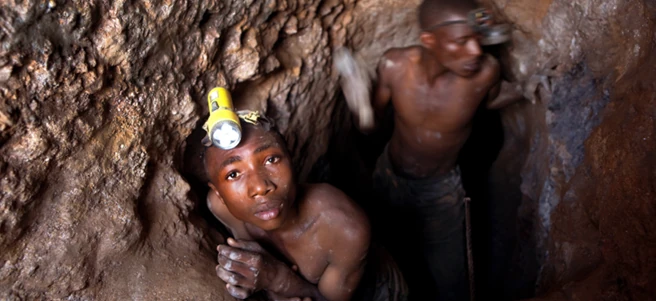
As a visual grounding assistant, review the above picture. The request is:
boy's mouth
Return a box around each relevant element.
[254,203,283,221]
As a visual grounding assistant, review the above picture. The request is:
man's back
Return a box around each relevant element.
[377,46,499,178]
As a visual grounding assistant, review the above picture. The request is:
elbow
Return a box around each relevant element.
[487,81,525,110]
[486,100,512,110]
[486,101,502,110]
[487,95,525,110]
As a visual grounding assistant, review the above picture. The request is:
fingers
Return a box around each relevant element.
[218,244,261,266]
[218,254,256,279]
[226,283,251,300]
[215,265,255,290]
[227,238,265,253]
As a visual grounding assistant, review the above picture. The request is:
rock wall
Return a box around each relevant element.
[1,0,654,300]
[481,0,656,299]
[0,0,420,299]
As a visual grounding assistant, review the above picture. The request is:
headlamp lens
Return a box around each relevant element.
[211,120,241,150]
[209,90,219,101]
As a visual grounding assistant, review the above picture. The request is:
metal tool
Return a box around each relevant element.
[465,197,476,301]
[333,47,375,130]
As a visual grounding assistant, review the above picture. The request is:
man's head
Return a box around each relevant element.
[204,114,296,231]
[418,0,483,77]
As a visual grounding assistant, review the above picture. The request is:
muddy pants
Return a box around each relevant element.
[372,146,468,301]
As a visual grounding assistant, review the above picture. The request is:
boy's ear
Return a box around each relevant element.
[207,182,225,205]
[420,31,438,48]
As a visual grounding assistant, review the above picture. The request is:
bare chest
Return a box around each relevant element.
[400,78,488,107]
[390,75,492,125]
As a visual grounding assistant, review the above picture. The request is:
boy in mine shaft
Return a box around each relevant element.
[203,112,408,301]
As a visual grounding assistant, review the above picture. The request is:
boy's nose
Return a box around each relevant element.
[249,171,274,198]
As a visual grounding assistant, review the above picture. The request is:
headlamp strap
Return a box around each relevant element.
[237,110,261,125]
[423,8,492,32]
[424,19,467,31]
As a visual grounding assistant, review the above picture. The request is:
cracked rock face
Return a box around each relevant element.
[480,0,656,300]
[0,0,420,299]
[1,0,654,300]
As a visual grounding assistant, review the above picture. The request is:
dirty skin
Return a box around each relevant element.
[204,121,374,301]
[358,0,527,300]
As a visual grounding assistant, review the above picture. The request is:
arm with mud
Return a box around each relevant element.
[370,51,396,132]
[484,55,526,109]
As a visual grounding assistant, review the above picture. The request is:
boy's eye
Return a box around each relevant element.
[226,171,240,180]
[266,156,280,164]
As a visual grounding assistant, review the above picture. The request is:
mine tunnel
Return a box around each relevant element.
[1,0,655,300]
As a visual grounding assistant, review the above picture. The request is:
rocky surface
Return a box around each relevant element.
[0,0,421,299]
[1,0,654,300]
[481,0,656,299]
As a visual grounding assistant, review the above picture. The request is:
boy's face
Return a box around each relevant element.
[421,13,483,77]
[206,125,296,231]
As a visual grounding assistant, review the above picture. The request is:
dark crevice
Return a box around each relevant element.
[180,119,232,241]
[134,161,158,243]
[198,11,212,28]
[310,91,525,299]
[457,108,511,298]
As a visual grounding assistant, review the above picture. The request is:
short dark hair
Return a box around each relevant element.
[418,0,478,31]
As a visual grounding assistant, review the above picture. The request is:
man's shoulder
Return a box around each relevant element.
[302,184,370,241]
[380,46,423,69]
[303,183,359,214]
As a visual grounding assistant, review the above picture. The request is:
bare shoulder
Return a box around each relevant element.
[382,46,420,62]
[207,192,251,240]
[379,46,422,71]
[302,184,371,244]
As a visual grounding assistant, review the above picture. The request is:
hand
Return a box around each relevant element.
[266,291,312,301]
[216,238,286,299]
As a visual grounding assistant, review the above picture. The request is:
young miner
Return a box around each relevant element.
[353,0,523,300]
[203,111,408,301]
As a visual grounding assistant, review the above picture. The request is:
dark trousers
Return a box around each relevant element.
[372,147,468,301]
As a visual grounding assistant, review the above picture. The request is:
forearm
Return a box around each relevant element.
[365,57,392,133]
[372,103,386,130]
[362,93,391,134]
[487,81,524,110]
[268,268,328,301]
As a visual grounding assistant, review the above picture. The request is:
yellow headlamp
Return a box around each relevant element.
[202,87,242,150]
